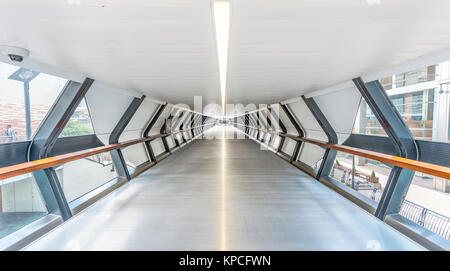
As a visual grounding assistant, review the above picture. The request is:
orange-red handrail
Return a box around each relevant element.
[0,123,212,181]
[0,134,171,181]
[280,133,450,180]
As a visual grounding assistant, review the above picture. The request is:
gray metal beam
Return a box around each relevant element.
[256,112,261,140]
[168,108,180,148]
[301,95,338,180]
[190,113,195,138]
[160,120,171,152]
[353,78,418,219]
[258,110,268,129]
[109,95,146,181]
[244,113,250,134]
[29,78,94,220]
[144,103,167,162]
[268,106,287,152]
[247,113,258,129]
[280,104,304,162]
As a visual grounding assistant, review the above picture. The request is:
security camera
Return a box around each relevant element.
[8,54,24,62]
[0,45,30,62]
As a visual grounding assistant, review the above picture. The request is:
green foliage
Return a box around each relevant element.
[371,170,376,178]
[335,159,341,166]
[61,119,94,137]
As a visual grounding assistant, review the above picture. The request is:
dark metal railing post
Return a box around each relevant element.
[143,103,167,162]
[160,120,172,152]
[268,106,287,152]
[280,104,304,163]
[29,78,94,220]
[301,95,338,180]
[109,95,146,181]
[353,77,418,220]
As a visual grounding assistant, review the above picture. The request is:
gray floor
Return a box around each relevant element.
[25,127,423,250]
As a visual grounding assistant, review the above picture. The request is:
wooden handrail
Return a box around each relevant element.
[0,134,170,181]
[171,125,208,135]
[4,127,446,182]
[280,133,450,180]
[233,123,280,134]
[0,123,212,181]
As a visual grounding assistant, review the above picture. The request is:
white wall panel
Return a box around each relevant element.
[85,82,134,144]
[313,86,361,143]
[151,139,166,156]
[286,127,297,135]
[120,130,140,142]
[287,100,327,140]
[278,106,296,131]
[149,105,173,136]
[306,130,328,142]
[119,100,160,141]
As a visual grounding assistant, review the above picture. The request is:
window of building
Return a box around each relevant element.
[394,65,437,88]
[0,61,67,143]
[352,99,387,136]
[60,98,95,137]
[380,76,393,90]
[390,89,436,140]
[353,88,438,141]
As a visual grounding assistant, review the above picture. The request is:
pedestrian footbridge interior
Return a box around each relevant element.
[0,1,449,251]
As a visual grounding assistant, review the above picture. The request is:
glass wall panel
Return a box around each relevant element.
[0,61,67,143]
[381,89,436,140]
[150,138,166,156]
[352,61,450,239]
[401,173,450,240]
[375,61,449,143]
[166,134,176,149]
[118,99,159,167]
[120,130,150,171]
[56,153,117,203]
[352,99,387,136]
[392,65,437,88]
[271,136,281,150]
[121,143,149,169]
[60,98,95,137]
[329,151,392,205]
[297,143,326,173]
[0,174,47,239]
[280,138,296,156]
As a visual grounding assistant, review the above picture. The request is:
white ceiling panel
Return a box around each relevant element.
[1,0,450,112]
[0,0,220,108]
[227,0,450,106]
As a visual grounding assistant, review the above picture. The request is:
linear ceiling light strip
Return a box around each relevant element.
[213,1,231,116]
